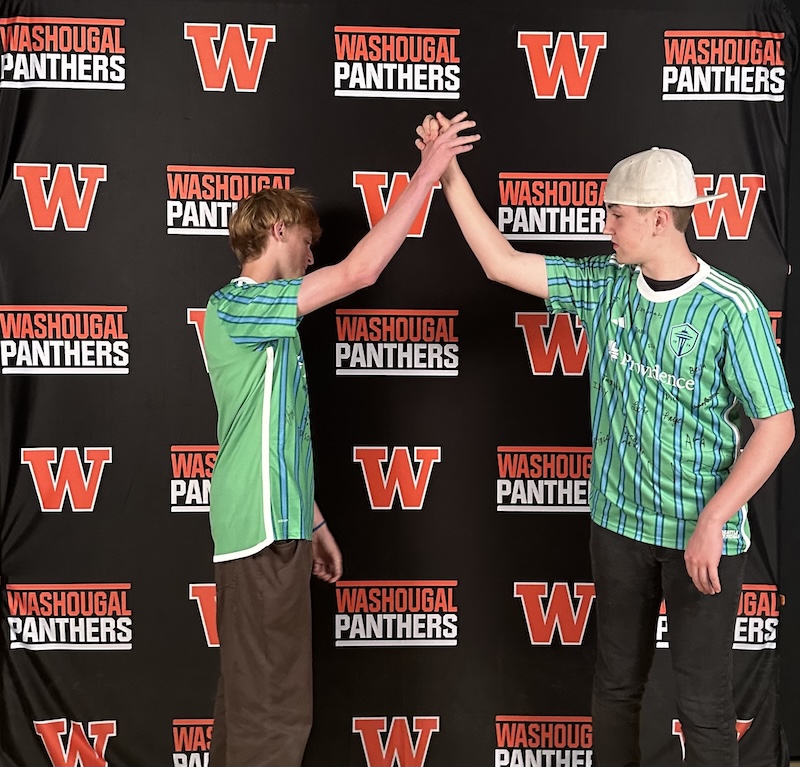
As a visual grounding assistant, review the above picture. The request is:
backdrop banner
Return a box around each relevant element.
[0,1,797,765]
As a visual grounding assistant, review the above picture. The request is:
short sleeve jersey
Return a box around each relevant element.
[204,277,314,562]
[545,254,793,554]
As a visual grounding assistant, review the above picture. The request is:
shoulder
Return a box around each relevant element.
[210,278,302,310]
[701,265,763,318]
[547,253,629,274]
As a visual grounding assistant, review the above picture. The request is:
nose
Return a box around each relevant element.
[306,249,314,266]
[602,219,613,236]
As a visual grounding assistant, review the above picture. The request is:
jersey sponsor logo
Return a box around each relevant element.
[6,583,133,650]
[189,583,219,647]
[167,165,294,235]
[334,25,460,99]
[354,171,440,238]
[668,323,699,357]
[34,718,117,767]
[495,715,593,766]
[173,719,213,767]
[662,30,785,101]
[517,312,588,377]
[354,446,441,510]
[657,584,779,651]
[498,172,608,240]
[518,31,607,99]
[335,580,458,647]
[672,718,753,758]
[22,447,112,512]
[515,582,596,646]
[335,309,458,376]
[184,23,275,92]
[691,174,765,240]
[171,445,216,512]
[353,716,440,767]
[0,305,129,374]
[14,163,107,231]
[497,447,591,513]
[607,339,698,391]
[0,17,125,90]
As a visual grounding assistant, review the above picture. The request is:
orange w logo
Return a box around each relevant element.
[184,23,276,91]
[518,31,607,99]
[353,716,440,767]
[353,172,440,237]
[353,447,441,510]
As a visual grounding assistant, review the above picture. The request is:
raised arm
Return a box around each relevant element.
[416,113,549,299]
[297,112,480,316]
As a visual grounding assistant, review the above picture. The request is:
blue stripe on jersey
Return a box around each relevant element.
[632,289,657,541]
[725,332,756,411]
[688,296,711,534]
[215,291,299,307]
[292,359,304,537]
[217,310,296,325]
[277,342,290,538]
[741,316,774,410]
[590,307,614,516]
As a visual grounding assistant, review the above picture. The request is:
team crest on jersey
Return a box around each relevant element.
[669,323,699,357]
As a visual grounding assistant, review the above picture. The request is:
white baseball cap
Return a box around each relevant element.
[603,147,727,207]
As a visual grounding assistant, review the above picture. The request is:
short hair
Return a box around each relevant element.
[228,188,322,264]
[669,206,693,233]
[635,205,693,234]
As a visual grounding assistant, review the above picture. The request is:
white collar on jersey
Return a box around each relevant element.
[636,254,711,303]
[231,276,257,286]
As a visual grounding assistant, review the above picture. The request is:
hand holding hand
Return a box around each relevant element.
[414,111,479,183]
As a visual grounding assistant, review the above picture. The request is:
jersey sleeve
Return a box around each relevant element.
[544,254,618,317]
[210,279,302,344]
[722,303,794,418]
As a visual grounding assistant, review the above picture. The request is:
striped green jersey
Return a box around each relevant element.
[204,277,314,562]
[545,254,793,554]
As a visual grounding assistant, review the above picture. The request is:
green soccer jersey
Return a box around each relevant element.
[204,277,314,562]
[546,254,793,554]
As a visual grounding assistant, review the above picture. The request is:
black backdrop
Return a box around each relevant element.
[1,1,799,765]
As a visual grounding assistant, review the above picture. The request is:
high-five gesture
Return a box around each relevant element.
[414,110,478,184]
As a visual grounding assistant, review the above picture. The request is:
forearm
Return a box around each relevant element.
[698,410,795,527]
[441,162,515,280]
[441,161,549,296]
[343,168,440,288]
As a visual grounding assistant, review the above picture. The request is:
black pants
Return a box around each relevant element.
[210,540,313,767]
[590,522,746,767]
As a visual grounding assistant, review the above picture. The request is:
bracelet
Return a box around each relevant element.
[312,520,327,533]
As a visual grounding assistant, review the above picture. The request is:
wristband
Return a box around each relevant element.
[312,520,327,533]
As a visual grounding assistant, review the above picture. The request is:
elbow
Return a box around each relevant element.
[780,409,795,451]
[345,261,380,291]
[482,262,506,284]
[356,265,380,290]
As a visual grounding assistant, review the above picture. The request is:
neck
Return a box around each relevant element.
[240,251,282,282]
[638,244,697,281]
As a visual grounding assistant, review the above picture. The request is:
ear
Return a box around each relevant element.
[270,220,285,241]
[653,207,671,233]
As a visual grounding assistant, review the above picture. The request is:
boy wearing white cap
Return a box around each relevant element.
[417,117,794,766]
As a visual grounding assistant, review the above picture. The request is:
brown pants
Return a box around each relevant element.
[210,540,313,767]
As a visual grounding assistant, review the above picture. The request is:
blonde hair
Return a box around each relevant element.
[228,188,322,264]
